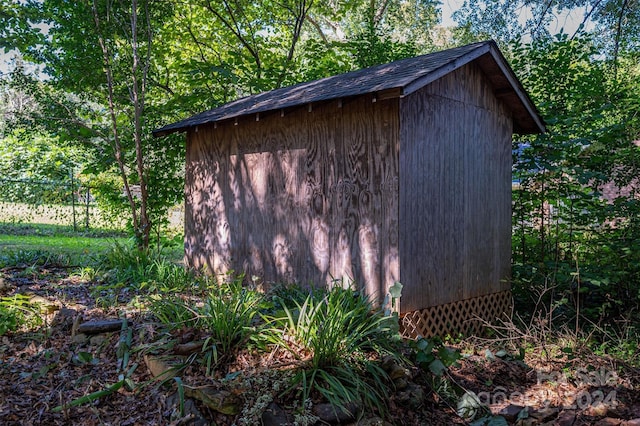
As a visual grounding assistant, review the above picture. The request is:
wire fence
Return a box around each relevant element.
[0,175,117,231]
[0,176,184,233]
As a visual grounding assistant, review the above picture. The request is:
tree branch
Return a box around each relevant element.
[202,0,262,76]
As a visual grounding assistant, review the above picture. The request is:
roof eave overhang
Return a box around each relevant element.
[485,43,546,134]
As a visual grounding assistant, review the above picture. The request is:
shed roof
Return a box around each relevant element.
[153,40,545,137]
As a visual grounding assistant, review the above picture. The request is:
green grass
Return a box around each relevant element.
[0,222,183,266]
[0,222,126,238]
[0,223,133,267]
[0,232,127,264]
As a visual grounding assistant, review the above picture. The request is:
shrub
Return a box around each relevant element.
[266,286,401,415]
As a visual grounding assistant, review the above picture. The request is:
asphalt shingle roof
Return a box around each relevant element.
[153,40,544,137]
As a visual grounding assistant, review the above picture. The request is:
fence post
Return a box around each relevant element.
[70,167,77,232]
[85,186,91,229]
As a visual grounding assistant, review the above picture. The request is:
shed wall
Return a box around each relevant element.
[184,96,400,301]
[399,62,513,313]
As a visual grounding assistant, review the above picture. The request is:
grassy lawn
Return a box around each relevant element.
[0,223,183,265]
[0,233,126,260]
[0,223,130,265]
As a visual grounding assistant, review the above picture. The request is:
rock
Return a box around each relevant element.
[261,402,291,426]
[165,392,208,426]
[624,419,640,426]
[388,363,409,381]
[29,295,59,314]
[530,407,559,422]
[499,404,526,422]
[381,356,410,390]
[71,333,88,344]
[393,377,408,390]
[593,418,623,426]
[381,355,397,371]
[313,402,360,424]
[184,386,241,415]
[77,319,125,334]
[556,410,577,426]
[396,383,425,410]
[144,354,177,380]
[173,340,206,356]
[587,402,610,418]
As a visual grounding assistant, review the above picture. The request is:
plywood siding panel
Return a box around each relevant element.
[399,95,465,311]
[373,99,401,298]
[399,63,512,313]
[185,124,236,274]
[184,97,400,303]
[463,107,512,297]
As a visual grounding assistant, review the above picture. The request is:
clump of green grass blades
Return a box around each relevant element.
[151,281,401,417]
[266,286,401,416]
[0,248,71,268]
[151,276,266,371]
[0,295,42,335]
[95,240,195,295]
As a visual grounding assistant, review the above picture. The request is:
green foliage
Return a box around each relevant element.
[0,298,21,335]
[0,130,84,205]
[451,0,640,58]
[510,34,640,333]
[140,259,195,294]
[2,0,186,248]
[1,0,443,249]
[0,247,71,269]
[199,279,266,366]
[0,224,127,268]
[151,277,266,371]
[87,239,189,306]
[98,240,158,285]
[150,282,403,415]
[346,22,417,68]
[412,336,461,377]
[0,294,42,335]
[95,240,182,284]
[150,296,199,329]
[266,286,400,415]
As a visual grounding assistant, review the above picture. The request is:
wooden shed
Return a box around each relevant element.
[154,40,545,337]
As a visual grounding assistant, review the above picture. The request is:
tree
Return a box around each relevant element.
[2,0,441,249]
[510,34,640,325]
[451,0,640,58]
[7,0,184,248]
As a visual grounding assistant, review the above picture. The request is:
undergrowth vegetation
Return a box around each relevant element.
[1,224,639,424]
[508,34,640,363]
[0,294,42,335]
[148,272,404,417]
[266,287,402,415]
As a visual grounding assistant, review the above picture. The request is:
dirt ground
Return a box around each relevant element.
[0,265,638,425]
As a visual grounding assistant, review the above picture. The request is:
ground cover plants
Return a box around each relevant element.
[1,224,639,425]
